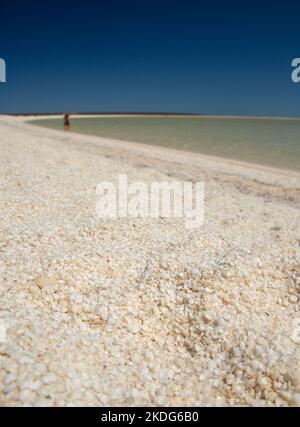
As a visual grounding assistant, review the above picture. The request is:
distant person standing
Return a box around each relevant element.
[64,113,70,131]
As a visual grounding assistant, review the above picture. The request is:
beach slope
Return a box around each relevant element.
[0,115,300,406]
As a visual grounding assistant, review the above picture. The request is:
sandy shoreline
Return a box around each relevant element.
[0,115,300,406]
[26,114,300,181]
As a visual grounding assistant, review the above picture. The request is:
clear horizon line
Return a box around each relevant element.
[4,111,300,120]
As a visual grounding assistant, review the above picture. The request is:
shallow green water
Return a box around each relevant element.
[31,116,300,172]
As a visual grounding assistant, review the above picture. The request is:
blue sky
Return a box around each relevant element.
[0,0,300,115]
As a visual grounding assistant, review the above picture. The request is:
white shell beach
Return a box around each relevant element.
[0,115,300,406]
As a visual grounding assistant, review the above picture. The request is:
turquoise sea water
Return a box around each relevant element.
[31,116,300,172]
